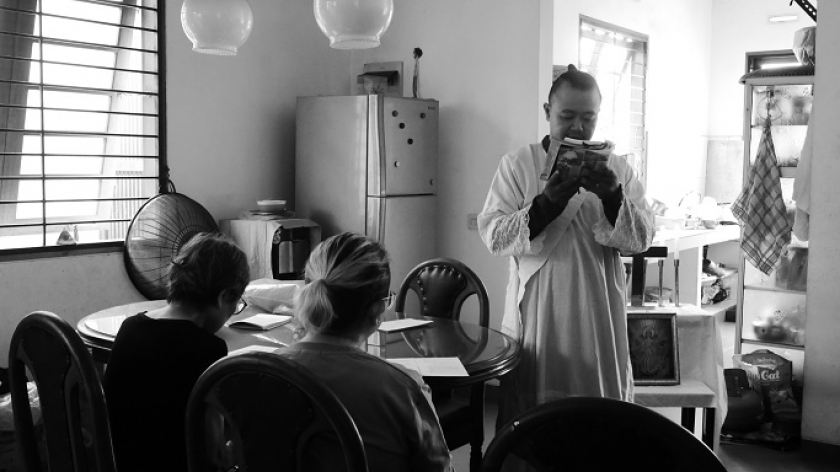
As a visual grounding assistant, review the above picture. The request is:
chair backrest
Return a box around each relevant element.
[481,397,727,472]
[185,352,368,472]
[395,257,490,327]
[8,311,116,472]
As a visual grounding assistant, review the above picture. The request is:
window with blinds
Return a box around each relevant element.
[0,0,164,253]
[578,17,647,186]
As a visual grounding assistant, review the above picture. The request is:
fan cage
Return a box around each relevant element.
[124,193,219,300]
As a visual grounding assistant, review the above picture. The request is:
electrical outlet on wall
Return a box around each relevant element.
[467,214,478,231]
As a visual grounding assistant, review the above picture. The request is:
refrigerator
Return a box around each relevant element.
[295,95,439,296]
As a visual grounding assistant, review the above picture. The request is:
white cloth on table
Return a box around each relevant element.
[478,142,655,429]
[629,305,728,452]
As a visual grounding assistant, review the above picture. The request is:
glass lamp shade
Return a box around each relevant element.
[313,0,394,50]
[181,0,254,56]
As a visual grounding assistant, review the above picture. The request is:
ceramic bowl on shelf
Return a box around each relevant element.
[256,199,286,214]
[702,219,719,229]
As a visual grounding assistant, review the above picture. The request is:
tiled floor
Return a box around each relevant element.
[717,442,838,472]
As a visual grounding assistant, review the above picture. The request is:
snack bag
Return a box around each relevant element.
[732,350,795,418]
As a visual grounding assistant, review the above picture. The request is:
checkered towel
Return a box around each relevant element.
[731,122,791,275]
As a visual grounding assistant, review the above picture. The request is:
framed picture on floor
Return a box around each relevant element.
[627,312,680,386]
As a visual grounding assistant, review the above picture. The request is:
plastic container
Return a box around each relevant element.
[256,199,286,213]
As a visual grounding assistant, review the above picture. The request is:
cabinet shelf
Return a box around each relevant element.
[750,124,809,130]
[745,165,797,179]
[743,284,806,296]
[735,55,812,381]
[741,338,804,350]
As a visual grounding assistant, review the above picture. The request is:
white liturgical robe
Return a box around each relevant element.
[478,142,655,427]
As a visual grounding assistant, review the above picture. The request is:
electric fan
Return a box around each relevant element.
[124,192,219,300]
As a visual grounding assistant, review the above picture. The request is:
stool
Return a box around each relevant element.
[634,380,717,450]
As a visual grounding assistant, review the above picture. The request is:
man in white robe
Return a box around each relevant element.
[478,66,655,431]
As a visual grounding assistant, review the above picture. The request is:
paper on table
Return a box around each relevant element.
[387,357,469,377]
[228,313,292,330]
[227,344,280,356]
[377,318,433,332]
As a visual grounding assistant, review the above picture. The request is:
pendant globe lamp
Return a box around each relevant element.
[313,0,394,50]
[181,0,254,56]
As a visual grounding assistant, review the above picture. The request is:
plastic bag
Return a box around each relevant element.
[242,279,302,314]
[701,279,730,305]
[775,247,808,291]
[732,350,796,419]
[1,382,44,471]
[0,382,41,432]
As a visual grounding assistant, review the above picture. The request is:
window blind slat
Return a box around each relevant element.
[0,0,163,252]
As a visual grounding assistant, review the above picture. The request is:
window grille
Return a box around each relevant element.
[0,0,164,253]
[578,16,647,186]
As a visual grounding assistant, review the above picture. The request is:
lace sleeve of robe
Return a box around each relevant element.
[592,155,656,254]
[478,154,547,257]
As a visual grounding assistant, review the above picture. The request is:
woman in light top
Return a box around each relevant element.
[278,232,453,472]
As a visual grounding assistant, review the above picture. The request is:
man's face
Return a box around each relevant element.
[543,84,601,141]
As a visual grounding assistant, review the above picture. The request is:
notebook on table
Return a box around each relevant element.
[228,314,293,331]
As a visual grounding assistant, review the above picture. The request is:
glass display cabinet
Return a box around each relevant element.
[733,53,813,381]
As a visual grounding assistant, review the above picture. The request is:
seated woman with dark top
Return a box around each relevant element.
[278,232,453,472]
[103,232,250,472]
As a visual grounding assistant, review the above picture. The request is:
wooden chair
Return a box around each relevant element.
[8,311,117,472]
[185,352,368,472]
[394,257,490,472]
[481,397,727,472]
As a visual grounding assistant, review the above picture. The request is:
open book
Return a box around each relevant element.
[228,314,293,331]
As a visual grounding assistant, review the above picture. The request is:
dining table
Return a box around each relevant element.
[76,300,521,391]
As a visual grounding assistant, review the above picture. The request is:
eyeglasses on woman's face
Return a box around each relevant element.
[382,290,396,309]
[234,298,248,315]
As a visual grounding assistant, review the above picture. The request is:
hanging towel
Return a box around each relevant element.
[792,106,814,241]
[731,121,791,275]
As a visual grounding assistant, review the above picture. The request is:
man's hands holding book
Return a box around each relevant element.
[543,138,620,203]
[578,159,620,200]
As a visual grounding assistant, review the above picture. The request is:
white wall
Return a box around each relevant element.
[0,1,349,363]
[802,1,840,447]
[0,253,146,365]
[166,1,350,215]
[553,0,714,207]
[708,0,814,138]
[348,0,552,329]
[704,1,814,203]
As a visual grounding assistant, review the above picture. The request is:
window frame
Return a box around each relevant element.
[0,0,167,260]
[745,49,799,73]
[578,15,648,187]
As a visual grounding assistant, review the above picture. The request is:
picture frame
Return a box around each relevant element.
[627,312,680,386]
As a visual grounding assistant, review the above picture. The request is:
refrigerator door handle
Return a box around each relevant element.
[367,95,385,196]
[366,197,385,242]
